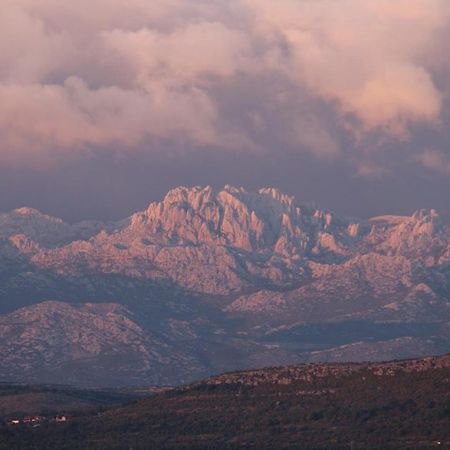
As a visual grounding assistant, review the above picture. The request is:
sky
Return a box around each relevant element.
[1,0,450,222]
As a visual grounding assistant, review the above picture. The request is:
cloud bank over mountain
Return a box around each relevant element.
[1,0,449,172]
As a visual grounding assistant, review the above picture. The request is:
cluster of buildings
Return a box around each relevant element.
[6,415,68,426]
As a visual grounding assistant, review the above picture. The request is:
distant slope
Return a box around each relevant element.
[0,301,210,387]
[1,355,449,449]
[0,384,137,418]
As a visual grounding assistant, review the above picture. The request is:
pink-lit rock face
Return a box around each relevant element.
[0,186,449,386]
[2,184,449,303]
[17,185,448,298]
[22,185,362,294]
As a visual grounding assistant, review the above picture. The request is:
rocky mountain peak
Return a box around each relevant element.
[134,185,334,253]
[8,234,41,254]
[4,186,450,296]
[412,208,439,221]
[0,207,111,248]
[258,187,294,204]
[13,207,53,217]
[157,185,295,212]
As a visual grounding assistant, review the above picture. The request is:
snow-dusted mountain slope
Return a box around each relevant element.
[0,207,118,248]
[0,185,449,386]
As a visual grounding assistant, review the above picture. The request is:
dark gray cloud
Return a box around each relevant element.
[1,0,450,220]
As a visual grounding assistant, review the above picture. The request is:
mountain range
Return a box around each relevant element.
[0,185,449,386]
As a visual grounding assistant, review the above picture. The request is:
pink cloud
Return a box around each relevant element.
[0,78,220,167]
[0,0,449,171]
[243,0,448,132]
[417,149,450,175]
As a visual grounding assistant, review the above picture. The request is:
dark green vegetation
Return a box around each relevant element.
[0,356,449,449]
[0,383,143,418]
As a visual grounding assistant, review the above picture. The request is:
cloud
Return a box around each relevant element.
[417,149,450,175]
[0,0,449,169]
[0,4,73,83]
[0,2,249,167]
[0,78,222,166]
[243,0,447,133]
[102,22,249,83]
[354,161,389,179]
[290,116,340,159]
